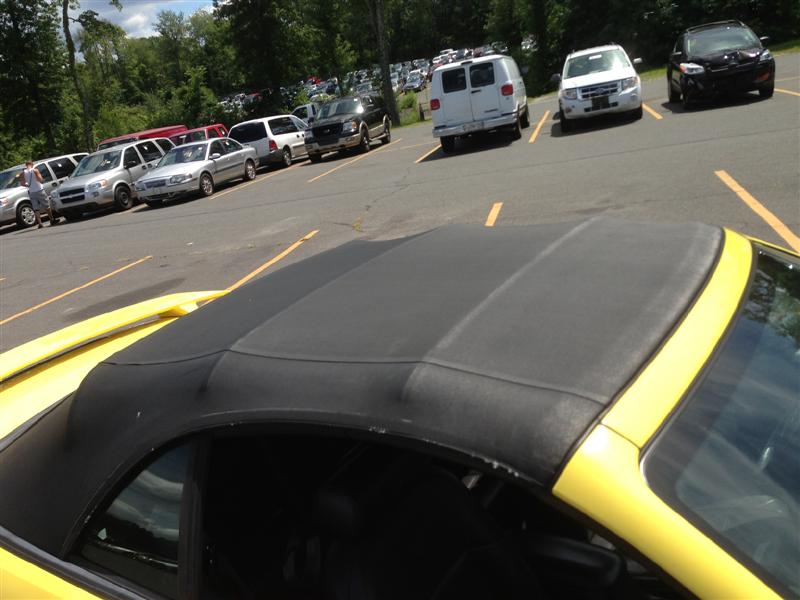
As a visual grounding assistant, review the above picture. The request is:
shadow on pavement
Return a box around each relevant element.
[660,91,768,114]
[418,131,515,163]
[550,110,639,138]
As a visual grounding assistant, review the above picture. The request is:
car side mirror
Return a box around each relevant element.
[550,73,561,84]
[759,36,770,45]
[210,153,221,160]
[670,51,682,61]
[633,57,643,66]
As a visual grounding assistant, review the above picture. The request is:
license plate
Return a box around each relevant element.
[152,187,163,195]
[592,96,610,110]
[464,122,481,132]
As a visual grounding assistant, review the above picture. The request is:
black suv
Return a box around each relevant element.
[667,20,775,108]
[304,95,391,162]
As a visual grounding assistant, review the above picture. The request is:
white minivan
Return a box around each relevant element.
[228,115,309,168]
[430,55,529,153]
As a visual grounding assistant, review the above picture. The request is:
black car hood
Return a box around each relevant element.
[313,114,358,128]
[689,46,762,68]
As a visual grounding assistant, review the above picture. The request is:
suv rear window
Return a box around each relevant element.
[229,122,267,143]
[470,63,495,87]
[442,68,467,93]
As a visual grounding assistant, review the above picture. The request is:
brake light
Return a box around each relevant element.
[501,84,514,96]
[269,139,278,152]
[431,98,440,110]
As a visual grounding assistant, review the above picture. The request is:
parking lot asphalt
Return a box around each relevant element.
[1,52,798,349]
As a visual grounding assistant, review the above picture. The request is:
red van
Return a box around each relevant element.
[169,124,228,146]
[97,125,188,151]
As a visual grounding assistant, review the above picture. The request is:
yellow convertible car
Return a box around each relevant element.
[0,218,797,600]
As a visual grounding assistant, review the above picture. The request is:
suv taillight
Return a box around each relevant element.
[431,98,441,110]
[269,139,278,152]
[501,84,514,96]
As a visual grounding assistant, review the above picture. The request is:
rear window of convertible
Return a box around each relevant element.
[644,246,800,597]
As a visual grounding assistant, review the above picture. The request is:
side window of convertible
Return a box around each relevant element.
[75,443,191,599]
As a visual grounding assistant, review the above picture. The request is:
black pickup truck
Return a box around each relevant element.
[304,95,391,162]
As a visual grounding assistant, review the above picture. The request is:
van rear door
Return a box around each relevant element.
[438,66,471,127]
[468,61,501,122]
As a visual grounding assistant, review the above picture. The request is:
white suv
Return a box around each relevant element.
[554,45,643,132]
[430,55,529,153]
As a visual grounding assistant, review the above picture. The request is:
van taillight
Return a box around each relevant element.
[501,84,514,96]
[269,139,278,151]
[431,98,441,110]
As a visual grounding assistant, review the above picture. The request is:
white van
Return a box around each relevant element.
[228,115,309,168]
[430,55,530,153]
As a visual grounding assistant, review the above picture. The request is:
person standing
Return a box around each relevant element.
[18,161,47,229]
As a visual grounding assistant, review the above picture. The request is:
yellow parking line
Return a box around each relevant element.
[308,138,402,183]
[0,256,152,326]
[775,88,800,97]
[715,170,800,253]
[485,202,503,227]
[414,144,441,164]
[528,110,550,144]
[641,103,663,120]
[381,141,439,154]
[774,76,800,82]
[227,230,319,291]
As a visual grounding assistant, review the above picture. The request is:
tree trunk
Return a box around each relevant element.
[367,0,399,126]
[62,0,94,151]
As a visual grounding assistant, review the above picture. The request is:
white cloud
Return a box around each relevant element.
[70,0,214,39]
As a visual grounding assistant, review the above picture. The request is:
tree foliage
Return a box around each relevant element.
[0,0,797,167]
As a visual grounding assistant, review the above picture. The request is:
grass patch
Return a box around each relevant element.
[398,107,423,127]
[771,38,800,54]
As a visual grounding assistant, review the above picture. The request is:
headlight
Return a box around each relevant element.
[562,88,577,100]
[86,179,108,192]
[621,76,639,91]
[679,62,704,75]
[342,120,359,133]
[169,174,194,185]
[759,49,772,62]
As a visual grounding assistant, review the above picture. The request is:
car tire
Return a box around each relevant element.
[560,110,573,133]
[667,78,681,103]
[510,115,522,140]
[359,129,371,153]
[282,147,292,167]
[759,84,774,98]
[381,120,391,145]
[309,153,322,163]
[199,173,215,197]
[244,159,256,181]
[145,199,163,208]
[113,186,133,212]
[440,136,456,154]
[632,104,643,120]
[520,106,531,128]
[15,202,36,228]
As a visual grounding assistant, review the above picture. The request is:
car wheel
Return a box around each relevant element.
[520,106,531,128]
[359,129,371,153]
[282,147,292,167]
[113,186,132,211]
[199,173,215,197]
[510,115,522,140]
[145,199,163,208]
[668,77,681,103]
[759,84,774,98]
[560,109,573,133]
[15,202,36,228]
[244,159,256,180]
[381,120,391,145]
[440,136,456,154]
[309,153,322,163]
[632,104,643,120]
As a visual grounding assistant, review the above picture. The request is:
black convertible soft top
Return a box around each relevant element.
[0,218,722,555]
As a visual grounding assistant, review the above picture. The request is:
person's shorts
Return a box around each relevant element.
[28,190,47,211]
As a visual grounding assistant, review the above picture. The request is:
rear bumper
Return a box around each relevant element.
[561,86,641,120]
[432,113,517,138]
[305,133,362,154]
[259,149,285,166]
[682,62,774,96]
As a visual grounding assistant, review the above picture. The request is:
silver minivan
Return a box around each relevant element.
[228,115,309,168]
[0,153,87,228]
[52,138,173,219]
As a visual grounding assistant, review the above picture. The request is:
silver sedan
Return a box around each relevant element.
[134,138,257,205]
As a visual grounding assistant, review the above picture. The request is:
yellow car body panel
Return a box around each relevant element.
[555,230,780,598]
[0,547,100,599]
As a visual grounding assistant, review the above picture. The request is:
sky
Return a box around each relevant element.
[73,0,215,38]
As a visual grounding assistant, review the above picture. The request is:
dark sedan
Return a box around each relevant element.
[667,20,775,108]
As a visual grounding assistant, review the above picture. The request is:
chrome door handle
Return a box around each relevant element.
[471,89,481,94]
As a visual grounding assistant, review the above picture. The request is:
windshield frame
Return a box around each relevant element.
[643,245,800,598]
[72,151,122,177]
[564,49,631,79]
[157,143,209,167]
